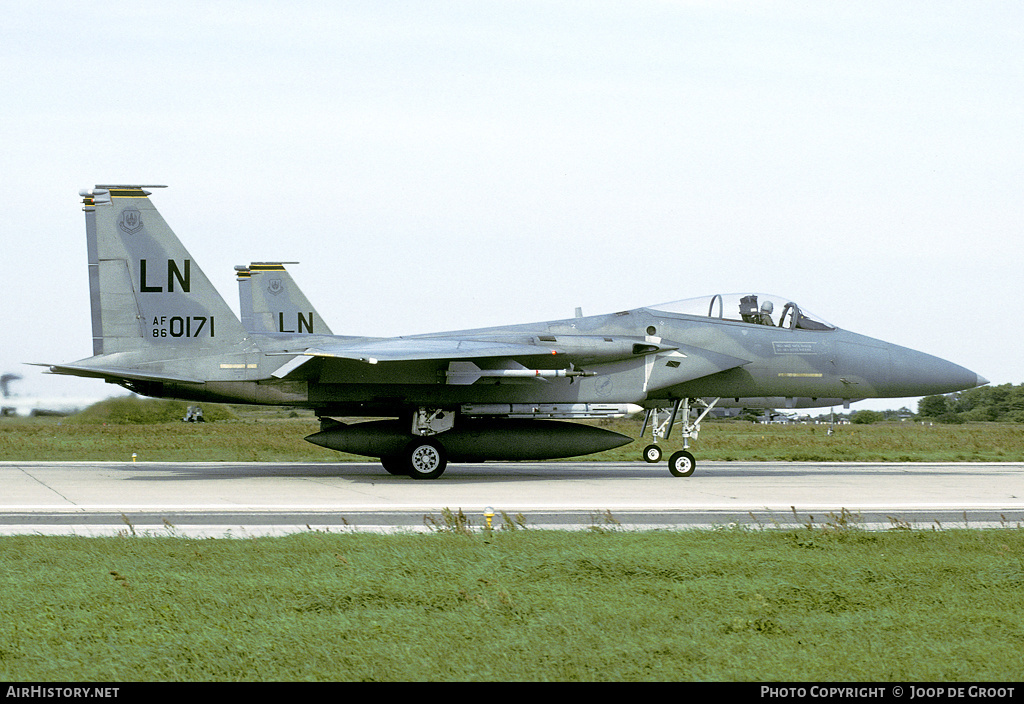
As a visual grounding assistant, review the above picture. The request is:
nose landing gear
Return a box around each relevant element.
[640,397,719,477]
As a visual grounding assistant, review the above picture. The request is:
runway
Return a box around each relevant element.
[1,460,1022,536]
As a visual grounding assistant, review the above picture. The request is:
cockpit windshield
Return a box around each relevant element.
[648,294,836,331]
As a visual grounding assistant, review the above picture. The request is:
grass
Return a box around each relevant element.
[2,406,1022,462]
[0,415,330,463]
[1,526,1022,681]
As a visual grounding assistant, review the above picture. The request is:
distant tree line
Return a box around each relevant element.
[732,385,1024,425]
[917,383,1024,423]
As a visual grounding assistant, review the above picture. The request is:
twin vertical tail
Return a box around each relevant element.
[80,185,248,356]
[235,262,333,335]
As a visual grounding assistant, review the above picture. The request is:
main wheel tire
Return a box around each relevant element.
[643,444,663,463]
[668,450,696,477]
[404,438,448,480]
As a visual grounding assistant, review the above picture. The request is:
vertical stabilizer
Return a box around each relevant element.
[81,186,247,355]
[235,263,333,335]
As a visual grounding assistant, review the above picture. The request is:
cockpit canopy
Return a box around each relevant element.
[648,294,836,331]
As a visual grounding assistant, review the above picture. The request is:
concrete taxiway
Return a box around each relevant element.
[1,460,1022,536]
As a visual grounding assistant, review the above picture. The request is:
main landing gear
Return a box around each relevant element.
[640,397,720,477]
[380,411,452,479]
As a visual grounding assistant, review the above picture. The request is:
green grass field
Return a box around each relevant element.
[1,528,1022,681]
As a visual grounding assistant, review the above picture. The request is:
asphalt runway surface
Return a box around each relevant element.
[2,460,1022,536]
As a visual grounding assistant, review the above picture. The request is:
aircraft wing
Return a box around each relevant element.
[267,338,565,378]
[295,338,558,364]
[267,336,748,386]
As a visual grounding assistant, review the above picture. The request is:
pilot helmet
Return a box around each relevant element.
[760,300,774,314]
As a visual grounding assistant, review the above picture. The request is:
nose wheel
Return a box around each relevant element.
[668,450,696,477]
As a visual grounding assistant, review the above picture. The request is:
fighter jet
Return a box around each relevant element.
[43,185,988,478]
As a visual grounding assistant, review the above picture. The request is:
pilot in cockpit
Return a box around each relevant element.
[740,294,775,325]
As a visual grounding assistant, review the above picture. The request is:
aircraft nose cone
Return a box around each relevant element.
[890,347,987,396]
[837,334,987,398]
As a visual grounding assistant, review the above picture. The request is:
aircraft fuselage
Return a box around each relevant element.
[102,306,981,416]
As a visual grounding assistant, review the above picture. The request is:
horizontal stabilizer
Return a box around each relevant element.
[39,363,205,385]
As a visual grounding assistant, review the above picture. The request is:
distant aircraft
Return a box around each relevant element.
[42,185,988,478]
[0,373,97,417]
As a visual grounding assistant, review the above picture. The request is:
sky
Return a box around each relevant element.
[2,1,1021,413]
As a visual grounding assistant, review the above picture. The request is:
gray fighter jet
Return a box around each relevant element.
[44,185,988,478]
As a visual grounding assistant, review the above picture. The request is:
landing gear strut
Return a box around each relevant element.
[640,397,719,477]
